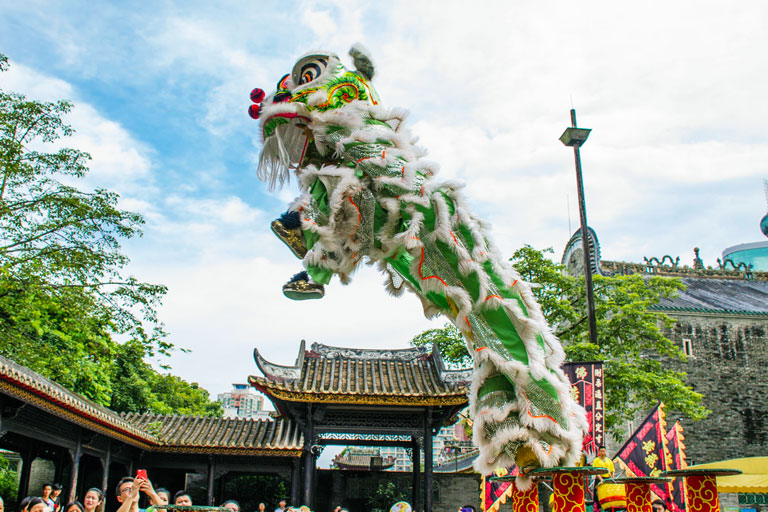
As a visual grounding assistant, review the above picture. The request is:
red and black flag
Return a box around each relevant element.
[480,467,518,512]
[562,361,605,456]
[615,403,670,503]
[664,421,688,512]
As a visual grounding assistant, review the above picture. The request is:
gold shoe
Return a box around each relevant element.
[283,272,325,300]
[271,219,307,259]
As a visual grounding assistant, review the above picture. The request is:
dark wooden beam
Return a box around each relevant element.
[423,410,433,512]
[207,455,216,506]
[68,431,82,503]
[18,447,35,499]
[290,458,300,506]
[412,437,421,512]
[302,404,314,508]
[101,440,112,494]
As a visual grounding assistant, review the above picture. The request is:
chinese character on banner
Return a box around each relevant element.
[562,362,605,458]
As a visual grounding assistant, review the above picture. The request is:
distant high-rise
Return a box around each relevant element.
[721,180,768,271]
[217,383,269,419]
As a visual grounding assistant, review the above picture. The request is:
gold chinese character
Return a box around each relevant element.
[642,440,656,454]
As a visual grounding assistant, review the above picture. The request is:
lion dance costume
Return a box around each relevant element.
[249,45,587,480]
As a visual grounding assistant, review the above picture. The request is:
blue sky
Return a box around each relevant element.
[2,0,768,411]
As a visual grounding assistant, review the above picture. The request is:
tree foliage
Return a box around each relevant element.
[412,245,709,439]
[411,323,471,369]
[0,52,220,417]
[0,453,19,506]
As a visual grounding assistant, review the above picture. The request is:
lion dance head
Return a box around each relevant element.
[249,45,379,190]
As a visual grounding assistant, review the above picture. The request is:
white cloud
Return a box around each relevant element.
[133,250,441,398]
[2,61,156,197]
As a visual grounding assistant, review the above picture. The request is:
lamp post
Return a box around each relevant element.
[560,109,598,347]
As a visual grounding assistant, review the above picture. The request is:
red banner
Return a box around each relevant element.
[562,361,605,455]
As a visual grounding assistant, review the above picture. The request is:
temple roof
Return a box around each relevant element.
[332,451,396,471]
[599,261,768,316]
[654,277,768,316]
[250,341,471,407]
[0,354,301,456]
[0,354,156,448]
[122,413,302,455]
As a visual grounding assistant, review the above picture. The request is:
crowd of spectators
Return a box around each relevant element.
[2,477,293,512]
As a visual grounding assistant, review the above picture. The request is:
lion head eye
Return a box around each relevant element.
[293,56,329,87]
[276,74,290,91]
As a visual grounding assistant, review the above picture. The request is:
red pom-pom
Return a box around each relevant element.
[250,88,265,103]
[248,104,261,120]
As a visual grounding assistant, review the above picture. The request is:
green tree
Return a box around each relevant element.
[107,331,221,416]
[411,323,471,369]
[0,52,220,417]
[412,245,708,439]
[0,453,19,507]
[367,481,410,512]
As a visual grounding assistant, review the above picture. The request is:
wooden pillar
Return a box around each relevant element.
[18,448,35,499]
[101,441,112,495]
[411,439,421,512]
[68,433,82,503]
[207,456,216,506]
[217,470,227,506]
[302,406,315,508]
[302,450,315,506]
[423,410,433,512]
[291,458,301,506]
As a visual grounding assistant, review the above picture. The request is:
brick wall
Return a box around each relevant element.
[665,314,768,463]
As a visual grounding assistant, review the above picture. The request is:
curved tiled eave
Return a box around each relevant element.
[0,355,157,446]
[121,413,303,454]
[651,305,768,316]
[248,376,468,407]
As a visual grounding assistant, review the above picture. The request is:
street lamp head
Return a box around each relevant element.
[560,127,592,147]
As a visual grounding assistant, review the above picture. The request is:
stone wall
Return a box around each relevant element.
[665,314,768,464]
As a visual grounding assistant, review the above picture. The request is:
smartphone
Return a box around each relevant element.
[136,469,148,480]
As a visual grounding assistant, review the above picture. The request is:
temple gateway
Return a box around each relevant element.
[249,341,472,512]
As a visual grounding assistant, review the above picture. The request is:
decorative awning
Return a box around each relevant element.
[688,457,768,493]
